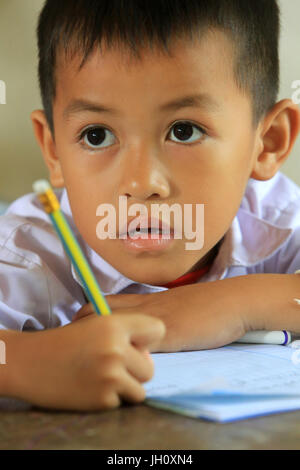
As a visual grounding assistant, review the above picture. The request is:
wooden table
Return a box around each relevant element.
[1,404,300,450]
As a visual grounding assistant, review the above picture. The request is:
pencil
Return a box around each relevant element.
[32,179,111,316]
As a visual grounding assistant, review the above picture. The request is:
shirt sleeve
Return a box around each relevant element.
[264,226,300,274]
[262,195,300,274]
[0,215,84,331]
[0,242,51,330]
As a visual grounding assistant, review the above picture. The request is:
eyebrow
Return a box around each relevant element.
[63,93,221,120]
[160,94,221,113]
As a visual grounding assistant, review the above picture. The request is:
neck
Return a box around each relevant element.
[187,237,224,274]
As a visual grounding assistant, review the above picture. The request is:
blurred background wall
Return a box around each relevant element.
[0,0,299,203]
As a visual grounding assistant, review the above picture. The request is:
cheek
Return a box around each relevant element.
[180,151,250,204]
[181,139,253,234]
[66,181,112,245]
[69,192,95,232]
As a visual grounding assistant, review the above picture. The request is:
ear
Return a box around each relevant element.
[30,110,65,188]
[250,99,300,181]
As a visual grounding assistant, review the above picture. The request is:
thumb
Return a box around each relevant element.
[127,314,166,351]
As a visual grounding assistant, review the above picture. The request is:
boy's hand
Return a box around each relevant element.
[73,280,247,351]
[11,313,165,411]
[73,274,300,352]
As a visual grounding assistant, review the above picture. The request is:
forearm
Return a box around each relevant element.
[238,273,300,332]
[0,329,31,397]
[140,273,300,352]
[195,272,300,336]
[185,273,300,350]
[0,328,65,403]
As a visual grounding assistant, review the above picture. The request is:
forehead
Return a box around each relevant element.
[54,30,247,116]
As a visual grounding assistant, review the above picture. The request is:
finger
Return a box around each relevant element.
[117,368,147,404]
[125,345,154,383]
[123,314,166,349]
[96,391,121,410]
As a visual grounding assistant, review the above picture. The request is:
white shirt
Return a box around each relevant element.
[0,171,300,331]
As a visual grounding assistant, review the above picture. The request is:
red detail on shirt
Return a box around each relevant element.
[159,264,211,289]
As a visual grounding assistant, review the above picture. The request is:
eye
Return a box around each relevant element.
[168,121,206,144]
[80,126,116,150]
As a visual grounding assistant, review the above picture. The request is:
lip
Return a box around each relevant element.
[120,235,175,252]
[119,215,174,238]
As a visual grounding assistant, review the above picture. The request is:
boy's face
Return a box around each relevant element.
[50,31,260,285]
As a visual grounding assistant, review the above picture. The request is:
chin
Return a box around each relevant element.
[123,271,171,287]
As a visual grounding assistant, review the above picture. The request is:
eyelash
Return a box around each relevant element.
[77,121,208,152]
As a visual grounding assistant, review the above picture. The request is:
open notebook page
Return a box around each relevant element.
[145,343,300,422]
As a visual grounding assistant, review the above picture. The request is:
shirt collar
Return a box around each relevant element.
[60,188,293,292]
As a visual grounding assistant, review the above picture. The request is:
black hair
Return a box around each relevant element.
[37,0,280,137]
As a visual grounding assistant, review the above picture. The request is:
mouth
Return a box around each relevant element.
[127,227,174,239]
[119,216,174,239]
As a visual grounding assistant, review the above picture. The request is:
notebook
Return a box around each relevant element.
[145,343,300,422]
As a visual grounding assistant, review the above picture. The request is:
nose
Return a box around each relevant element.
[117,145,171,201]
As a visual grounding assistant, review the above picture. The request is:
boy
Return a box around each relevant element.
[1,0,300,411]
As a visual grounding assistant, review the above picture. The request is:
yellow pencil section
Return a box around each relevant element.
[34,180,111,317]
[52,210,111,316]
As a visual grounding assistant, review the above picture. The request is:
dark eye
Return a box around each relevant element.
[81,127,116,149]
[169,122,205,144]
